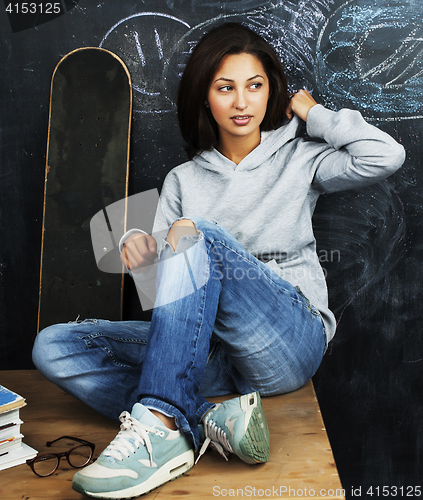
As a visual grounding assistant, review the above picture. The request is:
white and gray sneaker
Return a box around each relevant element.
[72,404,194,499]
[197,391,270,465]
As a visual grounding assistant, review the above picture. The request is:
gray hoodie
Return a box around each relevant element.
[151,105,405,341]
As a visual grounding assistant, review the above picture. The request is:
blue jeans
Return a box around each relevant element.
[33,217,326,448]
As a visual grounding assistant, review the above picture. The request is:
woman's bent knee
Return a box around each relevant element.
[32,323,80,381]
[33,325,59,367]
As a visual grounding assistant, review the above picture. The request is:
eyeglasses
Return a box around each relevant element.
[26,436,95,477]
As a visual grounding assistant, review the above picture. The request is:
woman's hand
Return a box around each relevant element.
[286,89,317,122]
[120,233,157,273]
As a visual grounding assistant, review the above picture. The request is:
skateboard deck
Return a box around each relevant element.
[38,47,132,332]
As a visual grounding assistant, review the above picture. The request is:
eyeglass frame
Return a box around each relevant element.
[26,435,95,477]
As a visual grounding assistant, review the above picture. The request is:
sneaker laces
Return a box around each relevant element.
[103,411,164,467]
[195,413,234,464]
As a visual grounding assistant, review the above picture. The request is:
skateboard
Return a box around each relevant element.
[37,47,132,332]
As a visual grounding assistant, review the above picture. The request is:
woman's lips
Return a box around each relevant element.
[231,115,252,126]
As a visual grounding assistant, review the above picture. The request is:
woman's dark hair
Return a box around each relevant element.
[177,22,289,159]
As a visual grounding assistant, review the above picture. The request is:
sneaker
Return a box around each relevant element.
[196,391,269,465]
[72,404,194,499]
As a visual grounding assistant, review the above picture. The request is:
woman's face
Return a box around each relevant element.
[207,52,270,149]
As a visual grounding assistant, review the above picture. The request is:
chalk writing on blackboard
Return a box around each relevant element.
[100,13,190,114]
[316,0,423,120]
[165,0,273,12]
[99,2,337,113]
[313,183,406,329]
[162,8,334,101]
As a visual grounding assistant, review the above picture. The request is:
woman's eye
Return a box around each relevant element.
[250,82,262,90]
[219,85,232,92]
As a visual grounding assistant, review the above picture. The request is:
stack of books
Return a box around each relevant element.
[0,385,37,471]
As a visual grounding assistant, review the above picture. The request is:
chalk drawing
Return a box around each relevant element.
[154,29,164,60]
[100,13,190,114]
[134,31,146,67]
[314,183,406,329]
[166,0,274,13]
[100,2,335,114]
[166,0,333,16]
[163,5,334,101]
[316,0,423,120]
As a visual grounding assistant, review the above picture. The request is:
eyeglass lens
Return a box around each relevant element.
[67,445,93,468]
[32,454,59,477]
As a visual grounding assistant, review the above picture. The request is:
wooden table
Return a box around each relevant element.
[0,370,344,499]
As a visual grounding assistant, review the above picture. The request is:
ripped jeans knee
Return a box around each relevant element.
[166,218,198,251]
[131,218,209,311]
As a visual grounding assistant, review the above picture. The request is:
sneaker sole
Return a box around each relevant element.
[238,392,270,464]
[72,450,194,499]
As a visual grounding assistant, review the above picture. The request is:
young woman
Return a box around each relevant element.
[32,22,405,499]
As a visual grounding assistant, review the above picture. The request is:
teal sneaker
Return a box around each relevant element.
[197,391,270,465]
[72,404,194,499]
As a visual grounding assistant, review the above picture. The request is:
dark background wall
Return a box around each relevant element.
[1,0,422,497]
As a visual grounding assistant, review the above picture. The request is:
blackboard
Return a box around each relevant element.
[1,0,422,494]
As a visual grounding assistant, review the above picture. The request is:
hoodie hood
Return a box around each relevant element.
[195,115,302,173]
